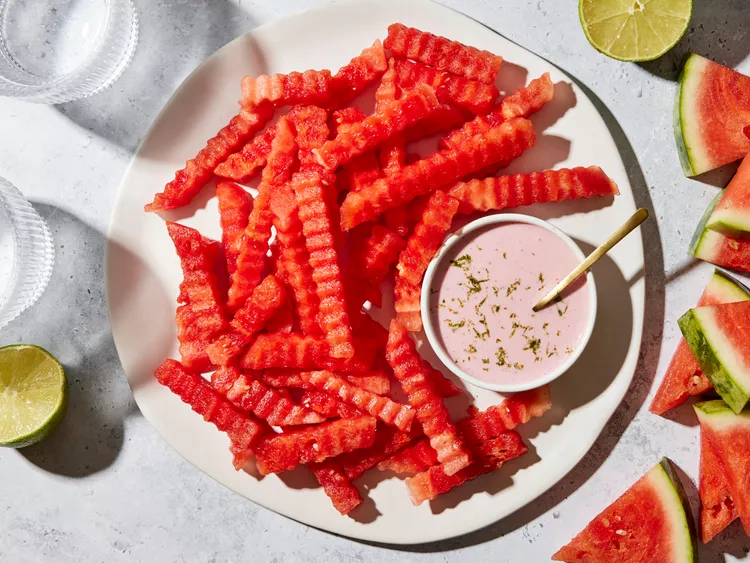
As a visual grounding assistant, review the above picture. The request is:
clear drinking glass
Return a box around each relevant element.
[0,0,138,103]
[0,177,54,329]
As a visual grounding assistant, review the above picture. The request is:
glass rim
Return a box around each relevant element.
[0,0,138,103]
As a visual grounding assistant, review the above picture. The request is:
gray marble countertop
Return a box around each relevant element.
[1,1,749,561]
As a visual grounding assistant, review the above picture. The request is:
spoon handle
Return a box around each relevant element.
[532,208,649,312]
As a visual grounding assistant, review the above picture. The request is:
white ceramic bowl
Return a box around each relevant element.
[421,213,598,393]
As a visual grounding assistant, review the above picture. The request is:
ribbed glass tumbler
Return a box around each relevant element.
[0,178,54,329]
[0,0,138,103]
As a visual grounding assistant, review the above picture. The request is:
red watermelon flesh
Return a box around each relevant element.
[699,425,737,543]
[552,459,697,562]
[675,53,750,177]
[650,269,750,415]
[707,154,750,237]
[691,191,750,274]
[695,400,750,536]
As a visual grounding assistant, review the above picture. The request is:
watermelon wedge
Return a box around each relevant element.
[674,53,750,177]
[552,458,697,562]
[691,191,750,273]
[706,154,750,237]
[650,269,750,415]
[678,300,750,414]
[695,400,750,536]
[698,424,737,543]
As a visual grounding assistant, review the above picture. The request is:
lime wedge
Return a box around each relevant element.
[0,345,68,448]
[579,0,692,62]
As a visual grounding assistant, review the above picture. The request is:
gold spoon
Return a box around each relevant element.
[533,208,649,312]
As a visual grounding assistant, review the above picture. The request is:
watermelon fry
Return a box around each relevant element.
[386,319,472,476]
[146,104,273,212]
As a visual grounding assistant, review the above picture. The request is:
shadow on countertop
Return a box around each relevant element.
[360,77,666,554]
[54,0,257,153]
[639,0,749,81]
[7,204,137,477]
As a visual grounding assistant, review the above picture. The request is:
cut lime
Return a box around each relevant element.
[0,345,68,448]
[579,0,692,62]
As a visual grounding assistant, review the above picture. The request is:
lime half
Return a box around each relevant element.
[579,0,692,62]
[0,345,68,448]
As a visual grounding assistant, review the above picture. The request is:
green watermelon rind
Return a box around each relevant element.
[675,53,711,177]
[706,157,750,238]
[694,399,739,419]
[689,191,724,259]
[678,308,750,414]
[708,268,750,302]
[655,458,699,562]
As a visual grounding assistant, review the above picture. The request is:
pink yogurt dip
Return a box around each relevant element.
[428,222,591,387]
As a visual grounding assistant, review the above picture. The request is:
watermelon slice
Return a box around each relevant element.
[553,458,697,562]
[678,300,750,413]
[694,400,750,536]
[698,424,737,543]
[691,191,750,273]
[674,53,750,177]
[706,154,750,237]
[650,269,750,415]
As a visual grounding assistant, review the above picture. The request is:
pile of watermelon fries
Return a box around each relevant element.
[145,24,619,515]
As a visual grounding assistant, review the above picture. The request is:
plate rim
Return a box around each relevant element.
[105,0,646,545]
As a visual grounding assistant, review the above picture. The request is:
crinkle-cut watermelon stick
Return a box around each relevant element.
[292,170,355,358]
[340,117,536,230]
[254,415,377,475]
[241,69,335,109]
[441,72,554,150]
[380,386,550,474]
[211,366,323,426]
[240,41,386,111]
[300,390,364,419]
[447,166,619,215]
[394,274,423,332]
[460,385,552,442]
[337,425,421,480]
[328,40,388,104]
[406,431,527,505]
[553,458,698,562]
[269,185,322,337]
[330,107,382,194]
[314,85,440,171]
[262,369,390,396]
[397,190,459,285]
[207,275,287,366]
[301,371,415,432]
[386,319,472,476]
[228,118,297,311]
[154,359,262,470]
[392,59,499,114]
[384,23,502,85]
[216,182,253,276]
[310,461,363,515]
[242,335,372,372]
[651,269,750,415]
[145,104,274,212]
[699,425,737,543]
[215,125,277,183]
[166,222,228,372]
